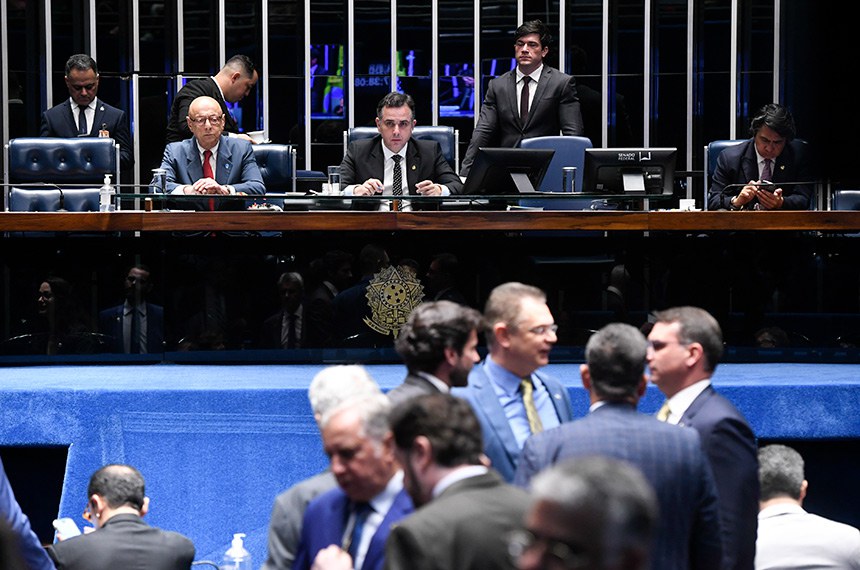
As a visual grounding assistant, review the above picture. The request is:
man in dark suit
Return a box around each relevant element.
[40,54,133,173]
[339,92,463,211]
[647,306,759,570]
[165,54,258,144]
[459,20,584,177]
[99,264,164,354]
[260,271,323,349]
[453,282,573,482]
[293,394,413,570]
[0,457,55,570]
[515,323,723,570]
[387,300,482,406]
[708,103,813,210]
[383,393,530,569]
[47,464,194,570]
[159,95,264,210]
[516,456,658,570]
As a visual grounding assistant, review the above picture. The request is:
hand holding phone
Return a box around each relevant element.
[757,180,775,193]
[52,517,81,540]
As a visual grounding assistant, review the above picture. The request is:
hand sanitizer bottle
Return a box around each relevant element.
[99,174,115,212]
[220,532,251,570]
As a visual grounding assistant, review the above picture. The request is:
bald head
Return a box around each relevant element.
[186,96,225,149]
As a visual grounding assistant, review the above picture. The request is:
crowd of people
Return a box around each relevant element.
[2,286,858,569]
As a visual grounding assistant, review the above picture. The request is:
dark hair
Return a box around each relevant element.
[395,301,482,374]
[758,444,804,501]
[65,54,98,76]
[514,20,552,49]
[323,250,353,276]
[390,393,483,467]
[225,54,256,78]
[652,306,724,373]
[376,92,416,121]
[585,323,648,400]
[87,464,146,510]
[749,103,796,141]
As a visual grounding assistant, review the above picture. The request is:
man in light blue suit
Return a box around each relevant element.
[158,95,264,210]
[453,282,573,482]
[515,323,723,570]
[293,394,413,570]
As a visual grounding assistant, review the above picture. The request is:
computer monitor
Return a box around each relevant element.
[461,147,555,195]
[581,147,677,195]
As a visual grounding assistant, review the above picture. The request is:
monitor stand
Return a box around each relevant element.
[511,173,539,193]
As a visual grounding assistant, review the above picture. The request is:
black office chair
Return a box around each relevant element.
[4,137,119,212]
[343,125,460,173]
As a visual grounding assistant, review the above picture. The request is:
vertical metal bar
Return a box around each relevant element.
[45,0,53,109]
[348,0,355,127]
[177,0,185,75]
[601,0,608,147]
[1,0,8,149]
[131,0,140,187]
[644,0,651,147]
[218,0,226,65]
[517,0,523,26]
[88,0,96,58]
[431,0,439,124]
[391,0,397,95]
[473,0,480,127]
[558,0,566,73]
[687,0,694,199]
[773,0,780,103]
[304,0,312,169]
[729,0,738,138]
[262,0,270,138]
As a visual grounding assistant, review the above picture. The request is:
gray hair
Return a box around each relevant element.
[758,444,805,501]
[585,323,648,400]
[308,365,381,419]
[320,393,392,444]
[531,457,658,567]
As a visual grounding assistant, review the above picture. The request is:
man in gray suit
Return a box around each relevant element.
[47,464,194,570]
[262,366,382,570]
[387,300,482,406]
[515,323,723,570]
[385,393,530,569]
[460,20,585,177]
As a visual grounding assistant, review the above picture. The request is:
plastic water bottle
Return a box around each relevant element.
[99,174,115,212]
[220,532,251,570]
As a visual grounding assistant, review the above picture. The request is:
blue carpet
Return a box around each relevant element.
[1,362,858,564]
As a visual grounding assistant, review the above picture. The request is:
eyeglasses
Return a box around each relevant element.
[380,119,412,130]
[69,83,97,92]
[526,324,559,337]
[190,114,224,125]
[507,529,588,569]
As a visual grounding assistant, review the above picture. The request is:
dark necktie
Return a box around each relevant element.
[129,307,141,354]
[286,313,297,349]
[762,158,773,181]
[345,502,373,560]
[521,377,543,434]
[203,149,215,210]
[392,154,403,196]
[78,105,88,135]
[520,76,531,123]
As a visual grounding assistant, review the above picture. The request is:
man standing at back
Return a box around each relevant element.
[459,20,584,177]
[47,464,194,570]
[453,282,573,482]
[165,54,258,144]
[387,300,482,406]
[647,306,759,570]
[515,323,723,570]
[40,54,133,172]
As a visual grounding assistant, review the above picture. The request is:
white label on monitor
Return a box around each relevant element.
[622,172,646,193]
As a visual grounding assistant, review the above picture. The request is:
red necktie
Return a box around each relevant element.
[203,149,215,210]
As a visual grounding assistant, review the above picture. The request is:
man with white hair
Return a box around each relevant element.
[262,366,382,570]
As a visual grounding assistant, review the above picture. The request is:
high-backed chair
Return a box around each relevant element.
[343,125,460,173]
[252,143,296,193]
[832,189,860,211]
[4,137,119,212]
[518,135,593,210]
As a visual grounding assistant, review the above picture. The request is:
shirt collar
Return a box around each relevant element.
[759,502,806,520]
[122,300,146,317]
[368,470,404,514]
[196,139,220,157]
[665,378,711,421]
[432,465,489,499]
[382,141,408,161]
[484,355,524,397]
[72,98,97,110]
[415,371,449,393]
[516,64,543,84]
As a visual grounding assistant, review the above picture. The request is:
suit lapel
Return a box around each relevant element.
[62,100,79,134]
[92,101,107,134]
[504,72,522,128]
[184,139,205,181]
[472,365,520,465]
[741,143,759,183]
[526,68,551,130]
[216,138,234,184]
[362,489,411,570]
[679,385,714,427]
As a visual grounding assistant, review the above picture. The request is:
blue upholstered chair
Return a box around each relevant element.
[703,139,745,211]
[4,137,119,212]
[832,189,860,211]
[252,143,296,193]
[343,125,460,173]
[518,135,593,210]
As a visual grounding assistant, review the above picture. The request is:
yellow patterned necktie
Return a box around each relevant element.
[521,377,544,434]
[656,401,671,422]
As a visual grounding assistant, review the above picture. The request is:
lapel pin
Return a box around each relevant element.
[779,165,785,170]
[411,165,416,170]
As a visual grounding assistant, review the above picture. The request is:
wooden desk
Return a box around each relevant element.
[2,210,860,233]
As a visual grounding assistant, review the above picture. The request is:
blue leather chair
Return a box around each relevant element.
[4,137,119,212]
[344,125,460,173]
[703,139,745,211]
[832,189,860,211]
[518,135,594,210]
[252,143,296,194]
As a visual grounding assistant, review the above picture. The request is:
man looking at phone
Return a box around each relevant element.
[47,464,195,570]
[708,103,813,210]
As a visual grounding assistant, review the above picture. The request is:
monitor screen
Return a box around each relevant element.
[581,147,677,195]
[462,147,555,195]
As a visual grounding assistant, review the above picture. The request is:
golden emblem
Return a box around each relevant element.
[362,266,425,337]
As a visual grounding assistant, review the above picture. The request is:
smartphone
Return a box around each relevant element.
[757,180,775,193]
[52,517,81,539]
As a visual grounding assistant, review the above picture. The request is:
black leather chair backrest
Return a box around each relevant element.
[344,126,459,172]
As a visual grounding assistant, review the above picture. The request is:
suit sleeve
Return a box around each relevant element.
[112,110,134,170]
[159,144,184,193]
[339,143,361,187]
[460,80,501,177]
[512,435,542,489]
[39,112,54,137]
[261,493,300,570]
[0,460,57,570]
[689,444,725,570]
[708,148,741,210]
[558,74,585,136]
[232,140,265,195]
[428,143,463,194]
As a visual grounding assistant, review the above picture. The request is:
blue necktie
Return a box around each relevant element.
[346,502,372,560]
[78,105,88,135]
